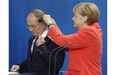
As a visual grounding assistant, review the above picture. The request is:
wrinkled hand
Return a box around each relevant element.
[10,65,20,72]
[43,14,53,25]
[43,14,61,32]
[36,36,46,46]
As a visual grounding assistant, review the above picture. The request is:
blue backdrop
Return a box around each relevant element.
[9,0,107,75]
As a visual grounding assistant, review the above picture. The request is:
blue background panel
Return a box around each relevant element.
[9,0,107,75]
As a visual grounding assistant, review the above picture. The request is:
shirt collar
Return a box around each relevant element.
[40,29,48,39]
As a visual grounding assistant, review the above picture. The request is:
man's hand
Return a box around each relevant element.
[10,65,20,72]
[36,36,46,46]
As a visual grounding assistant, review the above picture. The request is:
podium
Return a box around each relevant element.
[9,72,39,75]
[9,71,65,75]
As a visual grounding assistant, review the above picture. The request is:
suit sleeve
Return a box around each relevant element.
[18,59,28,73]
[18,37,32,73]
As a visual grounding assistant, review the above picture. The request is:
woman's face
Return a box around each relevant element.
[72,11,87,29]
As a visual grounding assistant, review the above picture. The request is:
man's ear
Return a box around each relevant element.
[83,16,88,23]
[41,21,46,25]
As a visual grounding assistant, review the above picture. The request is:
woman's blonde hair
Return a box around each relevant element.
[73,2,100,25]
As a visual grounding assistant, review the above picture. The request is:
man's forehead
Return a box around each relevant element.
[27,13,36,20]
[27,14,38,24]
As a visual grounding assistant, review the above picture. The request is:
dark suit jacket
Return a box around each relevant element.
[18,36,65,75]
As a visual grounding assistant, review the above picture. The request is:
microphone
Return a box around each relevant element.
[48,44,69,75]
[54,44,70,75]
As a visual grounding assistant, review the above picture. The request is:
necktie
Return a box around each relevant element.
[27,37,38,69]
[32,37,38,57]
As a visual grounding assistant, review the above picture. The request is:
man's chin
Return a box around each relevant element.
[74,25,76,28]
[33,33,36,36]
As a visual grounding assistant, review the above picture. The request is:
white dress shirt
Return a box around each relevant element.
[31,30,48,53]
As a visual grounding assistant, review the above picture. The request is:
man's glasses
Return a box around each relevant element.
[26,24,39,30]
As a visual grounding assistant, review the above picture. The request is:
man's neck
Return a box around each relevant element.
[36,29,48,38]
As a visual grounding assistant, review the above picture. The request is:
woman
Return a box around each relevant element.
[43,2,103,75]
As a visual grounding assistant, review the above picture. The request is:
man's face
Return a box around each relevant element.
[27,13,45,36]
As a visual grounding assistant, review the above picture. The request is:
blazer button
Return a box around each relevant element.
[29,70,31,72]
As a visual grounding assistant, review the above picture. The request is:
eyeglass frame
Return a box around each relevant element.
[26,23,40,30]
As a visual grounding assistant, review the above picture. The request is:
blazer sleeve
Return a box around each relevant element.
[36,43,65,69]
[18,37,33,73]
[47,26,95,49]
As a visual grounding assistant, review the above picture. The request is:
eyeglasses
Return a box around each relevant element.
[26,24,39,30]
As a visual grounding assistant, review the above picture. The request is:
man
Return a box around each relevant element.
[10,9,65,75]
[43,2,103,75]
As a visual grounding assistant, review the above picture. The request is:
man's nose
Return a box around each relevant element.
[29,27,33,31]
